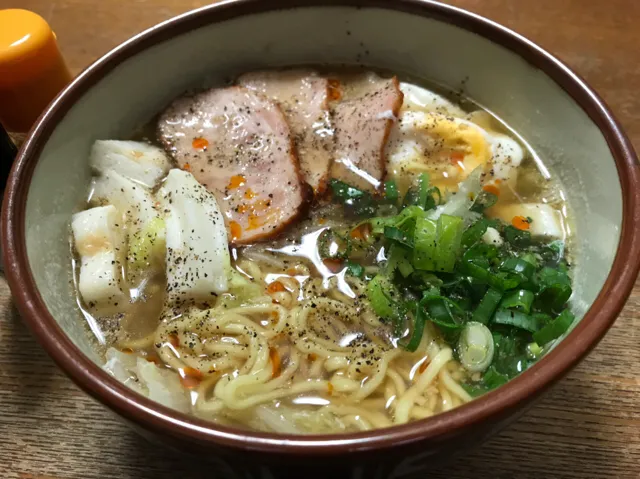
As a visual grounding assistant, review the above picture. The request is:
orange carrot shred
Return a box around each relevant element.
[267,281,286,293]
[192,137,209,150]
[308,353,318,361]
[317,217,327,225]
[227,175,246,190]
[482,183,501,197]
[183,162,191,172]
[350,223,372,241]
[244,188,257,200]
[269,347,281,378]
[327,383,334,395]
[512,216,531,231]
[328,79,342,101]
[450,151,465,163]
[179,367,203,389]
[229,221,242,240]
[168,334,180,348]
[120,347,133,354]
[418,360,430,374]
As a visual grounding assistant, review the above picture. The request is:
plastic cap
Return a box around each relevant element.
[0,9,72,132]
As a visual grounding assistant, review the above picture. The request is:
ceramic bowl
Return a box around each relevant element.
[3,1,640,477]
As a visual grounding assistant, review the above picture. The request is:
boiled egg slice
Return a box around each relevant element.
[386,83,524,194]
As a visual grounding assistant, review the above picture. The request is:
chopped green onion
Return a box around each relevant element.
[386,244,414,277]
[462,219,491,249]
[402,302,426,352]
[472,288,502,324]
[482,366,510,389]
[499,289,535,313]
[526,342,543,359]
[384,225,414,248]
[458,322,495,372]
[317,229,351,260]
[434,214,463,273]
[422,295,466,330]
[500,257,536,281]
[329,179,365,200]
[346,261,364,278]
[328,179,376,217]
[470,190,498,213]
[533,309,575,345]
[383,180,399,202]
[365,275,397,319]
[492,309,543,333]
[535,267,572,313]
[504,225,531,247]
[417,173,430,209]
[413,216,438,271]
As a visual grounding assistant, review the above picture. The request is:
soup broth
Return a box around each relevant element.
[71,69,572,434]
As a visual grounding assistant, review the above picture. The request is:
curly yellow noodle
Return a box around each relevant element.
[125,257,473,433]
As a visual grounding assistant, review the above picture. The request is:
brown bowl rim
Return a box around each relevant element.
[3,0,640,455]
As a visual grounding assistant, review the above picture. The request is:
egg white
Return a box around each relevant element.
[386,83,524,192]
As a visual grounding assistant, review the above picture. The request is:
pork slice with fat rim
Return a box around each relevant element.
[158,85,307,244]
[330,76,404,192]
[238,70,334,194]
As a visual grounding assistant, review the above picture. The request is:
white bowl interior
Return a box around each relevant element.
[24,5,620,362]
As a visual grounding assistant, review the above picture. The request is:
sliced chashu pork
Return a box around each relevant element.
[157,86,307,244]
[331,76,404,192]
[238,70,334,194]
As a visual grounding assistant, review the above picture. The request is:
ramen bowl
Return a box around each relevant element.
[3,0,639,477]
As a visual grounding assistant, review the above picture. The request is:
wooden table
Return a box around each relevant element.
[0,1,638,477]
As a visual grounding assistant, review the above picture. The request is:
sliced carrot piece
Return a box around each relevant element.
[267,281,286,293]
[269,347,282,378]
[227,175,246,190]
[179,366,203,389]
[350,223,372,241]
[512,215,531,231]
[482,183,500,197]
[229,221,242,240]
[192,137,209,150]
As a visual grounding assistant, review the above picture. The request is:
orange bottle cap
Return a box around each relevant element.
[0,9,72,132]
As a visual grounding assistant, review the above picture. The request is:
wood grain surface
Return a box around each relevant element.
[0,1,639,478]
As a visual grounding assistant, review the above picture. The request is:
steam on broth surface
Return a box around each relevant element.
[71,69,573,434]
